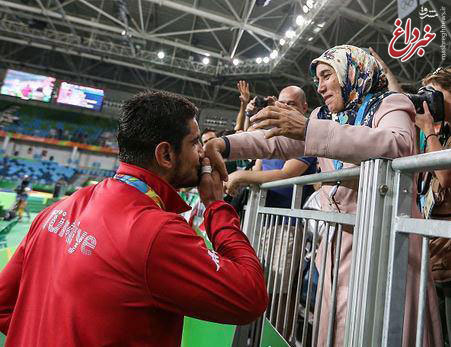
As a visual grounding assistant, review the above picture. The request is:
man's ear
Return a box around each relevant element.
[154,142,176,169]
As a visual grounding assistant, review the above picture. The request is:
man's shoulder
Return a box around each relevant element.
[134,209,191,235]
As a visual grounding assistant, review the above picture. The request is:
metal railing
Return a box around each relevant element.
[239,148,451,346]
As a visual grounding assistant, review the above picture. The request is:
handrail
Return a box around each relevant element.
[391,148,451,172]
[260,166,360,189]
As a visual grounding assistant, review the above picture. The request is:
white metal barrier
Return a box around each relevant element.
[239,148,451,347]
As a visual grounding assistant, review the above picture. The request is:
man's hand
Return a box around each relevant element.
[245,97,258,115]
[224,170,248,197]
[204,138,229,181]
[415,101,435,135]
[246,96,276,116]
[249,102,308,140]
[198,158,225,207]
[237,80,250,105]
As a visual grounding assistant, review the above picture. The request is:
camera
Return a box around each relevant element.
[245,96,269,118]
[405,86,444,122]
[254,96,268,109]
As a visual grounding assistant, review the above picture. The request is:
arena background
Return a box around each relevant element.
[0,0,449,346]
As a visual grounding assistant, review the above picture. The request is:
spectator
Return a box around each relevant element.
[49,128,57,138]
[14,175,30,198]
[200,128,217,145]
[16,187,30,222]
[235,80,251,132]
[225,84,315,206]
[205,45,442,346]
[0,91,268,346]
[416,66,451,344]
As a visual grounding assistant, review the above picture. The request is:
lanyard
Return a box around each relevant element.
[333,93,373,171]
[114,174,165,210]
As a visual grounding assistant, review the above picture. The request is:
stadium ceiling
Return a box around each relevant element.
[0,0,449,111]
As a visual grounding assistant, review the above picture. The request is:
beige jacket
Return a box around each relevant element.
[226,94,442,346]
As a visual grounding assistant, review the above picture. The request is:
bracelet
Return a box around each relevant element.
[425,133,438,143]
[221,136,231,159]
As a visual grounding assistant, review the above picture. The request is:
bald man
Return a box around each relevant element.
[244,85,308,130]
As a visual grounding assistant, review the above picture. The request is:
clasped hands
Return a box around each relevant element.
[248,101,308,141]
[204,102,308,182]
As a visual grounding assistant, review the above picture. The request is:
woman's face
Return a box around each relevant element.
[316,63,345,113]
[427,83,451,123]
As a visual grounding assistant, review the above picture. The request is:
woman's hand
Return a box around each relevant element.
[249,102,308,140]
[415,101,435,135]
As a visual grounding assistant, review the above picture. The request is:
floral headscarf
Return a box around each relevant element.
[309,45,389,126]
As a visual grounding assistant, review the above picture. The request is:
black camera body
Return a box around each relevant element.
[406,86,444,122]
[254,96,268,109]
[245,96,269,118]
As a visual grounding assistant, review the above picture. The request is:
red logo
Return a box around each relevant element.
[388,18,436,62]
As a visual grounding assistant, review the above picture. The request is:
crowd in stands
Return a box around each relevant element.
[0,154,115,186]
[0,155,76,185]
[0,103,118,148]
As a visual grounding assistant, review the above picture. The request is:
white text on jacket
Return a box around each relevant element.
[42,209,97,255]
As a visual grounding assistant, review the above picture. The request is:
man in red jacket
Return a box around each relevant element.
[0,91,268,346]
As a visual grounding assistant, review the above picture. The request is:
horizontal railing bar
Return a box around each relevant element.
[392,149,451,173]
[394,217,451,238]
[257,207,356,225]
[260,167,360,189]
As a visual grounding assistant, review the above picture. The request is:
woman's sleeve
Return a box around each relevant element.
[304,93,417,163]
[226,109,323,161]
[227,130,305,160]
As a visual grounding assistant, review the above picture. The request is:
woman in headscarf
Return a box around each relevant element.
[205,45,442,346]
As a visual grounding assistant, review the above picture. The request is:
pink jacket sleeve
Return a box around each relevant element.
[228,93,416,162]
[305,93,417,162]
[228,131,305,161]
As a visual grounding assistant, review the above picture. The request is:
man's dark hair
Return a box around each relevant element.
[200,128,216,137]
[117,90,197,167]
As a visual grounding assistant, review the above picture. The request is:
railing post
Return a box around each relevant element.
[344,159,395,346]
[381,170,412,347]
[241,185,267,248]
[235,185,267,347]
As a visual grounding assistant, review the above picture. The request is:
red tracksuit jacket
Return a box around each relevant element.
[0,162,268,346]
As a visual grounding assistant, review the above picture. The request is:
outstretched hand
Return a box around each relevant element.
[237,80,251,104]
[249,102,308,140]
[224,170,247,197]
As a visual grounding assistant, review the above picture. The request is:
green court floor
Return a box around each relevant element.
[0,191,39,346]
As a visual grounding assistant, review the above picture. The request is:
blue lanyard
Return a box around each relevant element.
[114,174,165,210]
[333,93,373,171]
